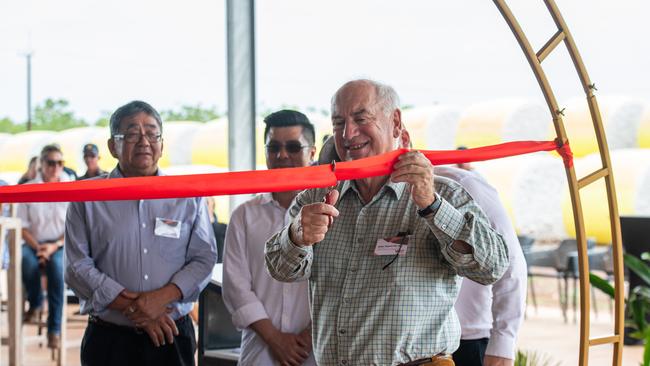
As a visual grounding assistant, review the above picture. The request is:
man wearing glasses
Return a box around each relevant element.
[65,101,217,366]
[265,80,509,366]
[18,144,69,350]
[223,110,317,366]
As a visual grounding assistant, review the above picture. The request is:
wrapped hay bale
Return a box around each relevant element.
[157,122,203,167]
[0,130,56,172]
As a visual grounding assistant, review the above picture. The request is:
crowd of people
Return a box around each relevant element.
[2,79,527,366]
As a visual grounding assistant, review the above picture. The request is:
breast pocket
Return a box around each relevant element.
[157,220,190,264]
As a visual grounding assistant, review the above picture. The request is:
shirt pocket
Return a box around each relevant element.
[157,221,190,264]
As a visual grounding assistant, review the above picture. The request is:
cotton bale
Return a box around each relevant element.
[0,130,57,172]
[402,105,461,150]
[474,153,567,241]
[455,99,551,148]
[562,96,645,157]
[562,149,650,243]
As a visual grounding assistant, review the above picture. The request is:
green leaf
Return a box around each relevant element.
[625,253,650,286]
[589,272,615,298]
[630,297,648,335]
[643,332,650,366]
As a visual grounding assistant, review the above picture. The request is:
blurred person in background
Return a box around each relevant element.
[78,143,107,180]
[18,156,39,184]
[18,144,69,349]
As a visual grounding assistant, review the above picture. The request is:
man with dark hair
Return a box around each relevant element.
[18,143,68,349]
[223,110,317,365]
[78,143,107,180]
[65,100,217,366]
[265,80,508,366]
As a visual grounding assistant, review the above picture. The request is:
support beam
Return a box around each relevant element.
[226,0,256,212]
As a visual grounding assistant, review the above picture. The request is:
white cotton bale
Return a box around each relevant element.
[56,127,111,172]
[474,153,567,241]
[562,149,650,243]
[401,105,460,150]
[158,122,203,167]
[190,119,229,168]
[455,99,551,148]
[0,130,57,172]
[561,96,645,157]
[639,105,650,148]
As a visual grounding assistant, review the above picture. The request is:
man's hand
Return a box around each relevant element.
[289,190,339,247]
[36,243,60,262]
[108,290,139,312]
[267,331,310,366]
[141,314,179,347]
[125,284,182,325]
[390,151,435,209]
[484,355,514,366]
[298,327,313,354]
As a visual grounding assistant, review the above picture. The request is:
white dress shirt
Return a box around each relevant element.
[223,193,315,366]
[17,176,69,243]
[437,166,527,360]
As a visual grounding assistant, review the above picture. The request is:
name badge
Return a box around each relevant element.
[154,217,181,239]
[374,235,411,256]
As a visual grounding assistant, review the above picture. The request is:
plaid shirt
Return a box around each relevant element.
[265,177,509,366]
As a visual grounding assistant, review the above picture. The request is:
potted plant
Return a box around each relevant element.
[590,252,650,366]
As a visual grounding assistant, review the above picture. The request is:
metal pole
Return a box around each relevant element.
[26,53,32,131]
[226,0,256,213]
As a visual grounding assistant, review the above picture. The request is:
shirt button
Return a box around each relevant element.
[442,224,447,229]
[350,268,357,273]
[339,329,346,335]
[341,360,348,365]
[142,223,146,228]
[144,274,149,280]
[342,298,349,304]
[143,248,148,254]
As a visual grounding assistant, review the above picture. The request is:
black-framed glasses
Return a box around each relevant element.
[382,232,409,271]
[113,133,162,143]
[265,142,311,155]
[44,159,64,167]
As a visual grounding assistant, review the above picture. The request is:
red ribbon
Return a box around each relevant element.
[0,140,571,203]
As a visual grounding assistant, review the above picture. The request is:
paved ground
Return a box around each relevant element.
[0,275,644,365]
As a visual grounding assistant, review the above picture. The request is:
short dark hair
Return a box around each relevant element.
[109,100,163,136]
[263,110,315,146]
[40,144,63,161]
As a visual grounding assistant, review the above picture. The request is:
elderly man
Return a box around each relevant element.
[18,144,69,349]
[265,79,509,366]
[65,100,217,366]
[223,110,317,366]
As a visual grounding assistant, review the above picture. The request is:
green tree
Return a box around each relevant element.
[94,110,111,127]
[0,117,24,133]
[160,104,221,122]
[32,98,88,131]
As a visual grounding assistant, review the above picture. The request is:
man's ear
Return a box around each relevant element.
[392,108,403,139]
[107,138,119,159]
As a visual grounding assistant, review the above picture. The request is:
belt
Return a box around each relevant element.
[398,354,454,366]
[88,315,189,335]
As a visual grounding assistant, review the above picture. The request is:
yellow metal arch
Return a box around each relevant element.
[494,1,625,365]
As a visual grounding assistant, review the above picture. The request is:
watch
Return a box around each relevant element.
[417,192,442,217]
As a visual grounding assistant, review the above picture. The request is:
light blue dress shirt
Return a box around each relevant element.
[64,167,217,326]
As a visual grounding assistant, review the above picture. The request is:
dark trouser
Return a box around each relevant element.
[80,315,196,366]
[22,245,64,334]
[452,338,489,366]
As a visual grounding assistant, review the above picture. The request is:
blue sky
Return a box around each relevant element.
[1,0,648,123]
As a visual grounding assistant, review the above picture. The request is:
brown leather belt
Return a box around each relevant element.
[398,354,454,366]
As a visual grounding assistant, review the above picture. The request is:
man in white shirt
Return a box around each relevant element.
[438,166,526,366]
[404,130,527,366]
[223,110,317,366]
